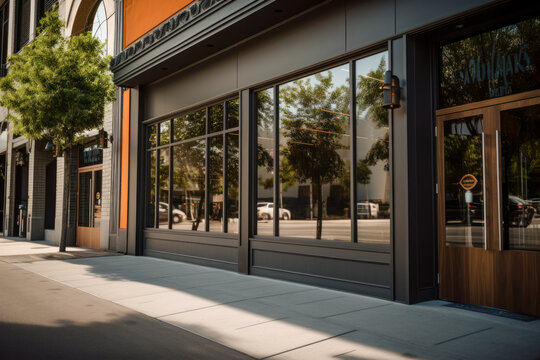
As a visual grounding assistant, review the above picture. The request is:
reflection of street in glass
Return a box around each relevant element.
[508,217,540,250]
[445,222,484,248]
[446,216,540,250]
[256,219,389,243]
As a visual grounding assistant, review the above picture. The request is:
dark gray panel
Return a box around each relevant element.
[251,238,390,264]
[251,248,392,298]
[144,229,239,247]
[391,36,409,303]
[238,89,251,274]
[145,249,237,271]
[251,267,392,299]
[238,2,346,88]
[396,0,497,34]
[345,0,395,52]
[144,53,238,120]
[144,234,238,265]
[127,88,140,255]
[405,36,437,300]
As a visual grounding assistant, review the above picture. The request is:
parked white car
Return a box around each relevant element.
[159,202,188,223]
[257,202,291,220]
[357,202,379,219]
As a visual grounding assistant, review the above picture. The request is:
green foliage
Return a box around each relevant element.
[0,7,115,151]
[357,58,389,170]
[279,70,349,239]
[279,71,350,187]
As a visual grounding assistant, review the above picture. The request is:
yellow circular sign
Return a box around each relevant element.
[459,174,478,191]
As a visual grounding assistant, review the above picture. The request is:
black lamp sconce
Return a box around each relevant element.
[44,141,60,157]
[382,70,401,109]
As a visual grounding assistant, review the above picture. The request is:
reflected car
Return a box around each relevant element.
[357,202,379,219]
[527,197,540,215]
[257,202,291,220]
[159,202,187,223]
[506,196,535,227]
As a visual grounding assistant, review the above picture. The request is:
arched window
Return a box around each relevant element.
[90,1,107,45]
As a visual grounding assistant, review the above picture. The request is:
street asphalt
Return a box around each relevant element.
[0,260,253,360]
[1,237,540,359]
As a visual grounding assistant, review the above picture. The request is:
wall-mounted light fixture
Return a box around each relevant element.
[44,141,55,151]
[44,141,58,157]
[382,70,401,109]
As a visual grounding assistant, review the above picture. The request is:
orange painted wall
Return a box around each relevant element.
[123,0,195,48]
[119,90,130,229]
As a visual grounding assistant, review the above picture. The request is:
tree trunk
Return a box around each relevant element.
[192,190,204,231]
[59,148,70,252]
[316,182,323,240]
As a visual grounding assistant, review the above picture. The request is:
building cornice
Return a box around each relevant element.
[110,0,230,71]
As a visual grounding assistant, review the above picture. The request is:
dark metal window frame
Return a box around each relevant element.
[0,1,9,77]
[145,96,240,234]
[252,50,392,251]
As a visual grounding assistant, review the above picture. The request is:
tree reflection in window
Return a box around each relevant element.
[356,52,391,244]
[279,64,351,241]
[147,99,239,233]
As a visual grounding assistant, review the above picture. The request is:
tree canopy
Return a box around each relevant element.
[279,71,349,239]
[0,7,115,151]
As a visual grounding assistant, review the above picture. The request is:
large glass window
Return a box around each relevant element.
[256,51,391,244]
[15,0,30,52]
[0,2,9,77]
[146,98,239,234]
[256,89,275,236]
[356,52,391,244]
[90,1,107,46]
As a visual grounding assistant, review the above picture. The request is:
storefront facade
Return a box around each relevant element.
[110,0,540,316]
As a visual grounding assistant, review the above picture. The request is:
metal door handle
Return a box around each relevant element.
[482,132,487,250]
[496,130,502,251]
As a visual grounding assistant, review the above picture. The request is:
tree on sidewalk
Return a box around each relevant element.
[0,8,115,251]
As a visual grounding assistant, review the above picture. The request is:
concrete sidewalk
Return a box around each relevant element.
[1,238,539,359]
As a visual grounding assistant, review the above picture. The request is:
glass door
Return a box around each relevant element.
[437,91,540,316]
[499,105,540,251]
[443,115,486,249]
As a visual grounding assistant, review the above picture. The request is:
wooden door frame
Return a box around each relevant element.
[436,89,540,315]
[76,165,103,248]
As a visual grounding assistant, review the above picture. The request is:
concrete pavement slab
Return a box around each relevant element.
[325,302,510,347]
[264,329,450,360]
[433,325,540,360]
[115,290,234,318]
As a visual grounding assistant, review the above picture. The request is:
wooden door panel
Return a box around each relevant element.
[76,226,100,249]
[494,250,540,316]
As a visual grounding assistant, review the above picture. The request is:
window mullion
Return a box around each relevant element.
[205,107,210,232]
[273,85,280,237]
[223,102,229,233]
[350,60,358,243]
[154,149,159,228]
